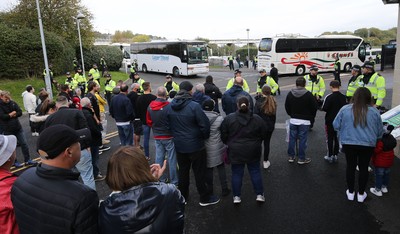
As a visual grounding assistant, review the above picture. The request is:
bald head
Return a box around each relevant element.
[156,86,167,99]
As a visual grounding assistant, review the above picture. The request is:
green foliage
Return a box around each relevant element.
[322,27,397,47]
[82,46,123,72]
[236,47,258,60]
[0,22,74,79]
[1,0,94,48]
[132,34,151,42]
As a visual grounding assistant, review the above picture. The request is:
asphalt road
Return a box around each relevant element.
[11,66,400,233]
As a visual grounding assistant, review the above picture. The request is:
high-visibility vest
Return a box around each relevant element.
[360,72,386,106]
[226,77,250,93]
[89,68,101,80]
[130,67,136,73]
[43,69,53,78]
[257,76,279,94]
[74,73,86,85]
[346,75,363,97]
[164,81,180,93]
[133,78,146,92]
[65,77,78,90]
[304,74,325,97]
[334,60,340,71]
[105,79,116,92]
[228,56,234,61]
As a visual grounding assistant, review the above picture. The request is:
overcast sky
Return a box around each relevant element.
[1,0,398,40]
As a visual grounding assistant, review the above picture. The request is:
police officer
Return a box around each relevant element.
[304,65,326,129]
[164,75,179,94]
[226,69,250,92]
[360,61,386,107]
[43,64,57,90]
[65,72,78,97]
[333,54,341,85]
[228,55,234,70]
[132,73,146,94]
[257,69,279,97]
[104,74,116,105]
[89,64,101,83]
[73,57,79,71]
[100,56,107,77]
[74,67,86,98]
[346,65,362,102]
[304,65,326,103]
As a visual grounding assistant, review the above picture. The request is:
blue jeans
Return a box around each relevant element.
[91,145,100,177]
[374,167,390,190]
[75,149,96,190]
[142,124,151,157]
[117,124,133,146]
[231,161,263,197]
[155,139,178,185]
[287,124,310,160]
[3,129,31,162]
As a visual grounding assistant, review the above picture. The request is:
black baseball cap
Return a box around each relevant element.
[234,69,242,74]
[37,125,91,159]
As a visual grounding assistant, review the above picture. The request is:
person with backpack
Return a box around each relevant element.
[370,123,397,197]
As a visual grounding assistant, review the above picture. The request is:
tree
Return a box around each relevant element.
[2,0,94,48]
[112,30,134,43]
[132,34,150,42]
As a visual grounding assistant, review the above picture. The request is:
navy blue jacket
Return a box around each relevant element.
[222,85,254,115]
[110,93,134,122]
[166,91,210,153]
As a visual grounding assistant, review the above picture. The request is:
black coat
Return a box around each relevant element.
[44,106,91,149]
[204,82,222,113]
[220,111,267,164]
[11,164,99,234]
[322,91,347,125]
[0,100,22,133]
[82,107,102,147]
[254,96,276,132]
[285,88,318,121]
[99,182,185,234]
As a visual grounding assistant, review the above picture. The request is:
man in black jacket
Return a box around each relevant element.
[285,77,318,165]
[204,75,222,113]
[0,90,37,168]
[81,97,105,181]
[45,95,96,190]
[270,63,280,95]
[11,124,99,234]
[321,80,347,163]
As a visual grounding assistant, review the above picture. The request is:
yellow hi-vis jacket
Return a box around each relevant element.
[257,76,279,94]
[65,78,78,90]
[105,79,116,92]
[226,78,250,93]
[89,68,101,80]
[304,74,326,97]
[133,78,146,93]
[346,75,363,98]
[74,73,86,86]
[164,81,180,94]
[359,72,386,106]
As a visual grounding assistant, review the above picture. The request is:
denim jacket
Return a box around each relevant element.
[333,104,383,147]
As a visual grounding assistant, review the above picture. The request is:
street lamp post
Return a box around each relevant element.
[75,12,86,76]
[35,0,53,99]
[246,29,250,68]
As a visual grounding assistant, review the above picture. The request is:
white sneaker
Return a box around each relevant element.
[381,186,388,193]
[357,192,367,203]
[324,155,333,163]
[263,160,271,169]
[256,195,265,202]
[346,190,355,201]
[233,196,241,204]
[356,166,359,171]
[369,187,382,197]
[368,166,373,172]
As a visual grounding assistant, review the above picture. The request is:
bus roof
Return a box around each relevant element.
[131,40,206,44]
[261,35,362,40]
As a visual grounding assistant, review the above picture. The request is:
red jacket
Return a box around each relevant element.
[372,140,395,168]
[0,169,19,234]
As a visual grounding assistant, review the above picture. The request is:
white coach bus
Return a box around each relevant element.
[257,35,367,75]
[130,41,209,77]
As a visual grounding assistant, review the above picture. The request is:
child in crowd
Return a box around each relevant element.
[370,123,397,197]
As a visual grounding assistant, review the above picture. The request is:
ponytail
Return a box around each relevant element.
[237,96,249,113]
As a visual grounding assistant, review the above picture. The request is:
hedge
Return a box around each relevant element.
[0,23,74,79]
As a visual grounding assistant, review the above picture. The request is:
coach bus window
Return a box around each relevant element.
[259,38,272,52]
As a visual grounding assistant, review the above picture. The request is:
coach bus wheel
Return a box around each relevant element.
[173,67,180,77]
[295,65,305,76]
[344,63,352,72]
[142,64,148,73]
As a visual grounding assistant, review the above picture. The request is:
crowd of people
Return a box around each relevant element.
[0,59,396,233]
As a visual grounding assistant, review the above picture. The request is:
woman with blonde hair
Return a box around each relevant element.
[99,146,185,233]
[254,85,277,169]
[333,87,383,203]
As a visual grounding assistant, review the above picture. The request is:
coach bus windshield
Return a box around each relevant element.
[259,38,272,52]
[187,43,208,64]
